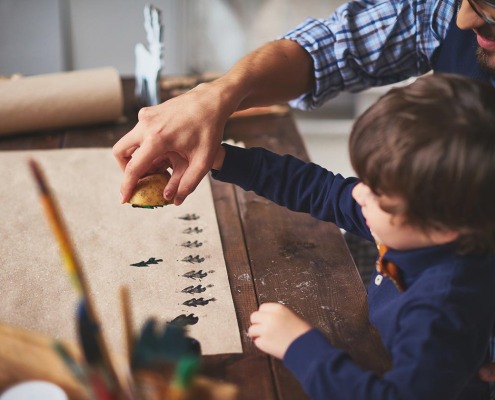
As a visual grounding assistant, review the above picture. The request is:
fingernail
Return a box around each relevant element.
[175,197,184,206]
[164,191,172,200]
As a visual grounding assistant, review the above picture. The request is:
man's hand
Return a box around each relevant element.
[113,81,234,205]
[248,302,311,359]
[113,39,314,205]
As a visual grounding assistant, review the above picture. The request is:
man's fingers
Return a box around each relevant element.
[174,154,214,205]
[112,126,143,171]
[163,153,189,202]
[119,142,159,203]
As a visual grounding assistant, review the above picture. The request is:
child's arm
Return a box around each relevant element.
[211,143,372,240]
[248,303,311,359]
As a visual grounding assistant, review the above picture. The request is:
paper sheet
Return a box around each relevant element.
[0,148,242,355]
[0,68,123,136]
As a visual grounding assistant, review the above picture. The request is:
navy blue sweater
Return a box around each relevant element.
[212,144,495,400]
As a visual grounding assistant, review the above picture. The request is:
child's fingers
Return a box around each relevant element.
[247,323,261,339]
[259,302,286,313]
[250,309,265,324]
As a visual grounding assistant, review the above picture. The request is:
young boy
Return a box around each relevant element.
[210,74,495,399]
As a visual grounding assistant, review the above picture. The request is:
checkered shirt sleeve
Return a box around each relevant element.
[283,0,457,110]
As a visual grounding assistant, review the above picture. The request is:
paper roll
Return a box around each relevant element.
[0,67,124,136]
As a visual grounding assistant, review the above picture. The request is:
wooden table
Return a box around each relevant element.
[0,78,390,399]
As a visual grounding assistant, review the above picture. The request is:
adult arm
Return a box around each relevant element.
[212,144,371,240]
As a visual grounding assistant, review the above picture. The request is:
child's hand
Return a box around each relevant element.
[248,302,312,359]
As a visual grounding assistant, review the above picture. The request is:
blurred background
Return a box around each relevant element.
[0,0,393,177]
[0,0,349,76]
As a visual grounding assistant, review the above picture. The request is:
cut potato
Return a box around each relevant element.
[128,173,172,208]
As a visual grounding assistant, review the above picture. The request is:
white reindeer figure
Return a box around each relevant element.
[135,4,163,106]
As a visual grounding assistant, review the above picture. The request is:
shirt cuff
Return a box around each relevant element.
[211,143,257,188]
[283,328,335,382]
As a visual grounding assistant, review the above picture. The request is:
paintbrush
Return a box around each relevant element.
[29,159,126,399]
[118,286,143,400]
[77,299,119,400]
[52,341,88,384]
[120,286,134,364]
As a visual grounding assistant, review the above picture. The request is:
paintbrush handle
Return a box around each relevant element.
[120,286,134,363]
[30,159,87,296]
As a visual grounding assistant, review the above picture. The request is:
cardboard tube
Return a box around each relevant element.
[0,67,124,136]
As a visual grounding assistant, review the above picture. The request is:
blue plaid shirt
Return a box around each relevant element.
[284,0,457,110]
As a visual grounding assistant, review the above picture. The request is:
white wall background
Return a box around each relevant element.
[65,0,188,75]
[0,0,66,75]
[183,0,345,74]
[0,0,345,76]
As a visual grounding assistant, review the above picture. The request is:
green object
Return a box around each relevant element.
[172,356,200,389]
[132,319,193,369]
[52,341,87,383]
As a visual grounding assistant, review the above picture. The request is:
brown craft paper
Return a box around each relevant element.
[0,68,123,135]
[0,148,242,356]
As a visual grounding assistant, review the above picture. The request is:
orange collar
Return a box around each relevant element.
[376,243,405,292]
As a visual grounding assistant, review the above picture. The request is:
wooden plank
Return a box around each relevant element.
[61,122,133,149]
[202,354,276,400]
[0,131,63,150]
[210,179,258,354]
[210,178,278,400]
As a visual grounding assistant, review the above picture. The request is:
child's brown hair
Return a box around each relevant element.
[349,73,495,253]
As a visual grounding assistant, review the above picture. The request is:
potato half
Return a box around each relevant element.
[128,173,172,208]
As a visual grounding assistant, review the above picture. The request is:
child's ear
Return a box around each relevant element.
[429,229,460,245]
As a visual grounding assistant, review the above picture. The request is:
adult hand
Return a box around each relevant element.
[113,80,235,205]
[113,39,314,205]
[248,302,311,359]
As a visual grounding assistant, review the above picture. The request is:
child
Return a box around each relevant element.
[211,74,495,399]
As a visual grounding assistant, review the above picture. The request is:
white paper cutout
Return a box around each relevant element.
[135,4,163,106]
